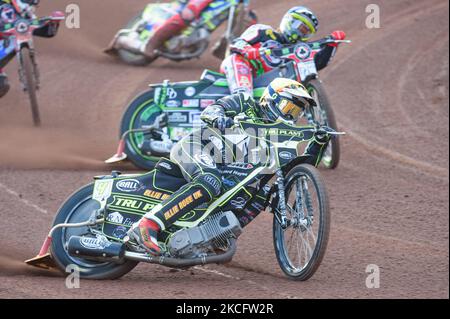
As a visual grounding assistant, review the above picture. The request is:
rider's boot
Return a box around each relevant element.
[0,70,10,99]
[127,174,222,255]
[143,0,212,59]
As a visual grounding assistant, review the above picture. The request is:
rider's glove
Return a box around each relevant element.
[213,116,234,132]
[328,30,346,47]
[243,47,262,60]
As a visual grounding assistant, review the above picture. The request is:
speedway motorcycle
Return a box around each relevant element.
[0,11,64,126]
[104,0,257,66]
[107,38,351,170]
[26,115,344,281]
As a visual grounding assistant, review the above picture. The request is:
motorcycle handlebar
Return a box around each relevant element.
[267,38,352,58]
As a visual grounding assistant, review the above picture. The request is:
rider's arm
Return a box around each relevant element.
[314,30,346,71]
[230,24,278,60]
[201,93,256,128]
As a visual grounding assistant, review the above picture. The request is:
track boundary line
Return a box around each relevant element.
[193,266,300,299]
[342,128,449,180]
[0,182,48,215]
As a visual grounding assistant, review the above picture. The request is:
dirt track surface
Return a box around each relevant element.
[0,0,448,299]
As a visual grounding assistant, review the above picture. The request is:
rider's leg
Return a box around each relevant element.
[0,68,10,99]
[144,0,213,58]
[221,53,254,95]
[128,130,223,254]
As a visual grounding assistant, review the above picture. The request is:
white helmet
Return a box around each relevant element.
[260,78,316,124]
[280,6,319,42]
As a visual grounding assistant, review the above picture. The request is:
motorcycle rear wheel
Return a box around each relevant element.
[273,164,330,281]
[50,184,138,280]
[120,89,164,170]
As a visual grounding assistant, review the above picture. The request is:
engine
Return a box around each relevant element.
[167,211,242,258]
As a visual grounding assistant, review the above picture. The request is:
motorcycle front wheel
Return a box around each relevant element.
[50,184,138,280]
[305,79,341,169]
[19,47,40,126]
[273,164,330,281]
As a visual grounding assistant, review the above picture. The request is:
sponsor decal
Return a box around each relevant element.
[163,190,203,220]
[143,189,170,201]
[239,76,251,88]
[194,154,216,168]
[200,99,215,109]
[203,175,221,194]
[158,162,172,170]
[116,179,143,192]
[279,151,295,160]
[228,163,254,170]
[154,87,177,104]
[190,112,202,126]
[230,197,247,208]
[222,169,248,178]
[182,99,200,107]
[166,100,181,107]
[1,7,16,23]
[110,196,155,212]
[265,128,305,138]
[106,211,124,224]
[167,88,178,99]
[93,180,113,202]
[112,226,128,239]
[237,65,250,75]
[168,112,188,123]
[250,201,265,212]
[80,237,111,250]
[222,178,236,188]
[184,87,196,97]
[295,43,311,60]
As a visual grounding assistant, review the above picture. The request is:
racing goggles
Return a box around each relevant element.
[278,99,303,120]
[291,18,314,40]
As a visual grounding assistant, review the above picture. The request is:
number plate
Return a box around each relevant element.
[298,61,318,81]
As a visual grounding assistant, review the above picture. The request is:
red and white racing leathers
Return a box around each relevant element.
[221,24,344,95]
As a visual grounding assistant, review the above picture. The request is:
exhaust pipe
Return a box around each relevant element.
[123,239,237,268]
[67,236,126,262]
[67,235,237,269]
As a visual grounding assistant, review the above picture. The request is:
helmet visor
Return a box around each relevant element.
[291,19,314,39]
[279,99,303,120]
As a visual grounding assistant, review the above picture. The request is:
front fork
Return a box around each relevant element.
[224,4,237,42]
[274,168,289,229]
